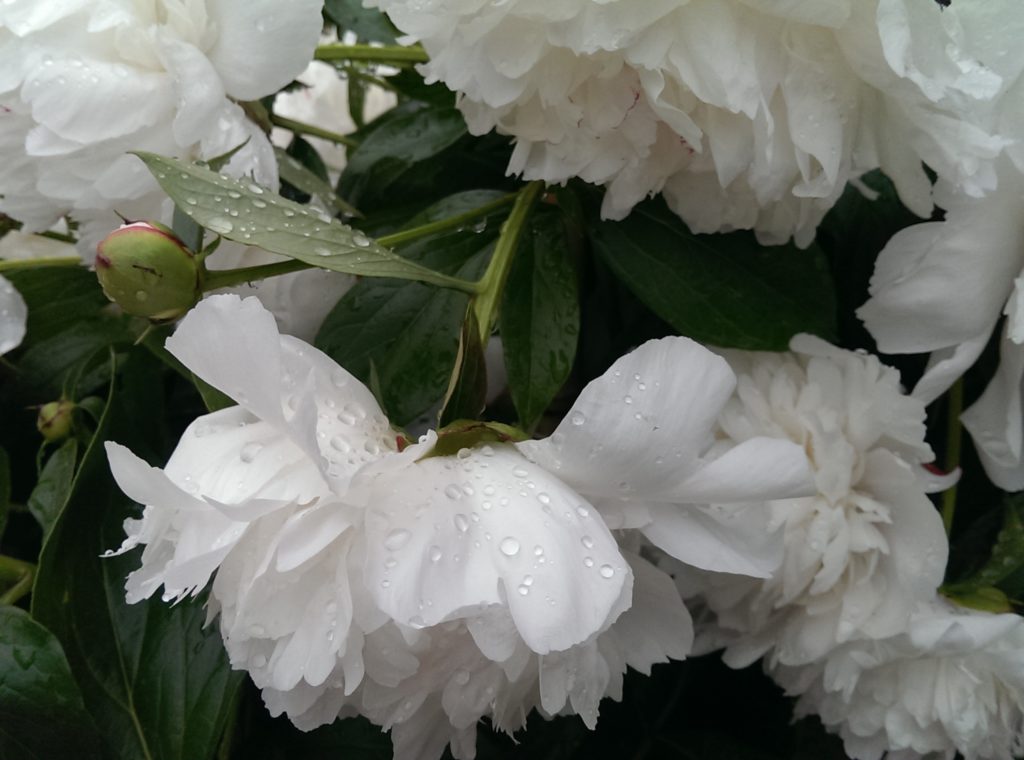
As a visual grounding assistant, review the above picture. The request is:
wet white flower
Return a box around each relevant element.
[677,336,949,667]
[775,600,1024,760]
[0,0,322,256]
[105,294,809,758]
[369,0,1013,245]
[0,229,78,354]
[859,159,1024,491]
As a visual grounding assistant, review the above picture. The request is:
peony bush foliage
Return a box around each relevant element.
[2,1,1024,759]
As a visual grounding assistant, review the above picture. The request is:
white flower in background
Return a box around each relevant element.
[775,600,1024,760]
[676,336,949,667]
[0,229,77,354]
[104,294,809,758]
[369,0,1013,246]
[271,34,399,176]
[859,159,1024,491]
[0,0,323,256]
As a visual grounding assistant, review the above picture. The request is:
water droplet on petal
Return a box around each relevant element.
[384,529,411,551]
[330,436,350,453]
[240,442,263,463]
[581,536,594,549]
[444,484,463,500]
[583,556,594,567]
[570,412,586,426]
[500,537,520,556]
[599,564,615,579]
[537,493,551,505]
[454,668,470,685]
[429,546,443,562]
[454,514,470,532]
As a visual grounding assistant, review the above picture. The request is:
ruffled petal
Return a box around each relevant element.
[362,446,630,654]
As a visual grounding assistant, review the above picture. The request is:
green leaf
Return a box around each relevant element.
[275,147,360,217]
[316,191,503,426]
[500,210,579,430]
[590,199,837,350]
[0,606,102,760]
[439,312,487,427]
[6,267,108,344]
[15,318,132,398]
[135,152,472,291]
[339,106,468,207]
[942,585,1012,614]
[31,364,243,760]
[323,0,398,43]
[26,438,77,542]
[946,497,1024,603]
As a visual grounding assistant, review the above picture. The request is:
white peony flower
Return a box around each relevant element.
[675,335,949,667]
[0,229,78,354]
[859,158,1024,491]
[0,0,323,256]
[775,600,1024,760]
[104,294,810,758]
[368,0,1014,245]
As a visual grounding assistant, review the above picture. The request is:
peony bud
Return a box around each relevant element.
[95,222,200,320]
[37,399,75,442]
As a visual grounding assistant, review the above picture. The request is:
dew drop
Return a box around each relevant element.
[537,493,551,505]
[330,435,350,453]
[512,467,529,479]
[454,514,470,533]
[381,579,391,588]
[206,216,233,234]
[429,545,443,562]
[384,529,411,551]
[576,505,590,518]
[599,564,615,579]
[570,411,586,426]
[483,484,496,496]
[444,484,463,500]
[252,199,267,209]
[533,545,544,556]
[517,584,530,596]
[240,442,263,463]
[581,536,594,549]
[409,615,426,629]
[623,395,633,405]
[454,668,471,685]
[185,196,197,206]
[134,290,148,302]
[352,232,371,248]
[583,556,594,567]
[384,557,398,569]
[500,537,521,556]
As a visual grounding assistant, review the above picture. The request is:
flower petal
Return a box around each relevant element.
[911,328,992,406]
[0,276,27,355]
[206,0,323,100]
[641,501,783,577]
[363,446,630,654]
[669,436,814,503]
[962,329,1024,491]
[518,336,736,500]
[858,183,1024,355]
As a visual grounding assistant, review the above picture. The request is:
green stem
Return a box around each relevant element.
[270,114,359,149]
[0,256,81,273]
[201,259,310,292]
[942,378,964,535]
[377,193,518,248]
[0,555,35,606]
[38,230,76,244]
[315,43,428,65]
[470,181,544,343]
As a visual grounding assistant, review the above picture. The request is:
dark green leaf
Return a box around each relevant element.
[275,147,360,217]
[6,267,108,344]
[31,367,243,760]
[440,312,487,426]
[26,438,77,542]
[946,496,1024,603]
[0,448,8,543]
[192,373,236,413]
[172,205,204,253]
[0,606,102,760]
[590,199,837,350]
[323,0,398,43]
[339,106,468,207]
[500,210,579,429]
[386,69,455,108]
[136,152,471,291]
[316,191,503,426]
[15,317,132,397]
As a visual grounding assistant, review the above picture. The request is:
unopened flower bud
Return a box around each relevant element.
[37,399,75,442]
[95,222,200,320]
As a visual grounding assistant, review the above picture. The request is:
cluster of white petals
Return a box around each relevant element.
[0,0,321,254]
[860,157,1024,492]
[775,600,1024,760]
[369,0,1013,245]
[106,294,810,758]
[677,336,949,667]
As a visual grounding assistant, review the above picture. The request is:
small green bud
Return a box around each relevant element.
[37,399,75,442]
[95,221,200,320]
